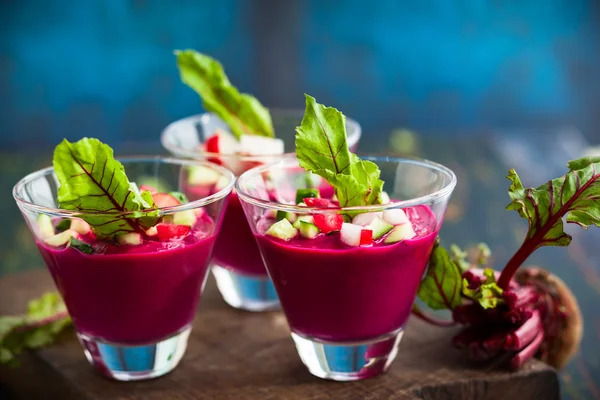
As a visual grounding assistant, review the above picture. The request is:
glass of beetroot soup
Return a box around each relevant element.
[161,111,362,312]
[235,156,456,381]
[13,157,234,381]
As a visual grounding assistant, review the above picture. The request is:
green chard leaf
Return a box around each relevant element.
[175,49,274,139]
[462,268,504,309]
[1,293,71,366]
[53,138,160,239]
[507,156,600,249]
[417,241,463,310]
[295,94,384,208]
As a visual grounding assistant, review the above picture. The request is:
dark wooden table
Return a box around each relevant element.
[1,130,600,399]
[0,269,558,400]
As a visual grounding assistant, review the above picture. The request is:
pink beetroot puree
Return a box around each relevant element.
[211,180,336,276]
[212,191,266,275]
[37,218,216,345]
[255,206,438,342]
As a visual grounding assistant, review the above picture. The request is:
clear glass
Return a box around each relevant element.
[236,156,456,381]
[13,157,235,381]
[161,111,362,311]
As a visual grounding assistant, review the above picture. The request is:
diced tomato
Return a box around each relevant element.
[313,214,343,233]
[360,229,373,246]
[140,185,157,194]
[152,193,181,208]
[156,224,191,241]
[205,135,220,153]
[304,198,333,208]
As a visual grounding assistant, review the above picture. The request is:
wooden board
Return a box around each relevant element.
[0,269,559,400]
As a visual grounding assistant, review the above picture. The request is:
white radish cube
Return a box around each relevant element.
[352,211,383,227]
[239,135,284,156]
[213,129,240,154]
[382,209,410,225]
[340,223,363,247]
[380,191,391,204]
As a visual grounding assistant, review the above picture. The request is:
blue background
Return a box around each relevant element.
[1,0,599,150]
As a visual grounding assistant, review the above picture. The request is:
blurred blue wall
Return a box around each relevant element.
[1,0,599,149]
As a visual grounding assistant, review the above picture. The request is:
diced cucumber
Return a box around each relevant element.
[384,223,416,243]
[37,214,55,239]
[292,215,315,229]
[44,229,78,247]
[276,210,297,223]
[295,188,320,205]
[380,191,391,204]
[173,210,197,227]
[382,209,409,225]
[297,202,307,207]
[214,175,230,191]
[298,221,320,239]
[68,237,93,254]
[265,219,298,241]
[71,218,91,235]
[367,217,394,240]
[117,232,143,246]
[340,223,362,247]
[169,191,189,204]
[352,212,382,227]
[55,219,71,233]
[187,165,221,186]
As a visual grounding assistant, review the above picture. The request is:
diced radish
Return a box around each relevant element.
[140,185,157,194]
[384,223,416,243]
[304,198,334,208]
[117,232,143,246]
[360,229,373,246]
[210,129,240,155]
[205,134,220,153]
[156,224,191,241]
[70,218,91,235]
[340,223,363,247]
[146,226,158,237]
[352,212,382,227]
[265,209,278,219]
[380,191,391,204]
[152,193,181,208]
[314,214,344,233]
[382,209,410,225]
[239,135,284,156]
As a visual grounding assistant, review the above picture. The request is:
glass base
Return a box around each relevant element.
[212,265,280,312]
[291,328,405,381]
[77,326,191,381]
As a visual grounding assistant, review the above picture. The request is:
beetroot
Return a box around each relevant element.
[415,157,596,369]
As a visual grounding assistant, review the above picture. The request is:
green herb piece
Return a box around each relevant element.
[67,237,94,254]
[53,138,160,239]
[0,293,71,366]
[169,191,189,204]
[175,50,274,139]
[462,268,504,309]
[499,156,600,288]
[55,219,71,232]
[417,241,463,310]
[295,188,319,204]
[295,95,384,208]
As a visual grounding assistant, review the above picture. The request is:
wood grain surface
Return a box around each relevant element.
[0,269,559,400]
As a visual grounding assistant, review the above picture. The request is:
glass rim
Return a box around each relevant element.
[13,156,236,217]
[160,110,362,162]
[235,155,457,214]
